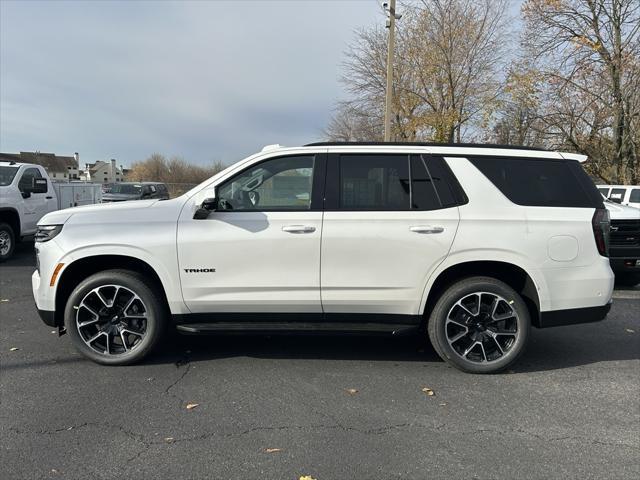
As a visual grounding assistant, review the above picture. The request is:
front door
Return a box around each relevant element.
[320,153,460,316]
[178,154,325,314]
[18,167,47,234]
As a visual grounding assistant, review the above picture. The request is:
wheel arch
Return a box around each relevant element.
[53,255,171,328]
[421,260,542,328]
[0,207,21,238]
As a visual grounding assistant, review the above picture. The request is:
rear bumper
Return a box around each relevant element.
[537,302,611,328]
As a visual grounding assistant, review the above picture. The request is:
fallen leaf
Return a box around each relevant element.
[164,437,174,443]
[626,329,635,333]
[185,403,199,410]
[439,403,447,406]
[51,469,59,474]
[264,448,282,453]
[50,330,57,335]
[345,388,358,395]
[9,347,19,352]
[0,299,9,302]
[299,476,317,480]
[66,426,73,431]
[421,387,435,396]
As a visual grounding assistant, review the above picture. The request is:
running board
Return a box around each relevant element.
[176,322,419,336]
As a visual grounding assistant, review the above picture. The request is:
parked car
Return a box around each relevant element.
[1,161,58,261]
[32,142,614,373]
[101,182,169,202]
[0,161,103,261]
[604,197,640,286]
[597,184,640,209]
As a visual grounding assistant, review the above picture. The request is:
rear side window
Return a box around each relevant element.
[469,157,602,208]
[339,155,410,210]
[630,189,640,203]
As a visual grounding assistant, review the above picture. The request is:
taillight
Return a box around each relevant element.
[592,208,610,257]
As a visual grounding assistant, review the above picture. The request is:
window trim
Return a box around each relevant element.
[324,153,467,212]
[214,153,326,212]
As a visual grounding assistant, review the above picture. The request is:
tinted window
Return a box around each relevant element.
[598,187,610,196]
[339,155,410,210]
[18,168,42,191]
[0,166,19,186]
[630,189,640,203]
[469,157,601,208]
[218,155,314,211]
[609,188,626,201]
[410,156,440,210]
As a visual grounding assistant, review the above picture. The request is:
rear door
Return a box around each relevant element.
[320,153,461,316]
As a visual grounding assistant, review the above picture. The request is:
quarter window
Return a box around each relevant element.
[217,155,315,211]
[630,189,640,203]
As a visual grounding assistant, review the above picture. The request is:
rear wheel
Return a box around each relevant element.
[64,269,166,365]
[0,222,15,262]
[428,277,530,373]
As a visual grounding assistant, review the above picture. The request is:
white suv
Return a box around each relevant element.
[32,143,614,373]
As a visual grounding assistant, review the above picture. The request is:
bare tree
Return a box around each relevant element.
[522,0,640,183]
[327,0,510,143]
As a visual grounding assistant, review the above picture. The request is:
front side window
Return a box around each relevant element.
[18,168,43,191]
[217,155,314,211]
[609,188,626,201]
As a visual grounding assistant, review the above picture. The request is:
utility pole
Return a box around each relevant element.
[383,0,400,142]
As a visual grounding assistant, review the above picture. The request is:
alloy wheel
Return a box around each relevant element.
[75,284,148,356]
[445,291,519,364]
[0,230,11,256]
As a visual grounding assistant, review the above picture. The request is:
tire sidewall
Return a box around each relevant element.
[0,223,15,262]
[429,277,530,374]
[64,270,165,365]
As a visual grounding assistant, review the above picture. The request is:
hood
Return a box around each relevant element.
[605,200,640,220]
[38,199,158,226]
[102,193,141,202]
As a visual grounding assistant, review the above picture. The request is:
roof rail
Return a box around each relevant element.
[304,141,548,151]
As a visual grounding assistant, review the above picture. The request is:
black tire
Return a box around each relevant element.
[64,269,166,365]
[615,273,640,287]
[0,222,16,262]
[427,276,530,374]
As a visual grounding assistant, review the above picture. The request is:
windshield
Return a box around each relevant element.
[110,184,142,195]
[0,166,19,186]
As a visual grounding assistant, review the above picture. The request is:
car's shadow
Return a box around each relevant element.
[142,324,639,374]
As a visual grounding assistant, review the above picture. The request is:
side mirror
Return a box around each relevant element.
[193,197,219,220]
[32,178,48,194]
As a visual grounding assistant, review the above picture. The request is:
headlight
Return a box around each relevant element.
[35,225,63,242]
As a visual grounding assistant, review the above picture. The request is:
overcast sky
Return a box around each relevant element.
[1,0,521,167]
[0,0,384,166]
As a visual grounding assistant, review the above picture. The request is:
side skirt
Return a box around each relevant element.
[172,312,422,336]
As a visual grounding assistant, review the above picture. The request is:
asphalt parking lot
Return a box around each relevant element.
[1,242,639,480]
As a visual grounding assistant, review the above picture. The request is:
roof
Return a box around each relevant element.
[297,142,587,162]
[0,151,77,171]
[305,141,548,151]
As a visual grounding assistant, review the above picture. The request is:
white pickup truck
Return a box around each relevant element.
[1,161,60,261]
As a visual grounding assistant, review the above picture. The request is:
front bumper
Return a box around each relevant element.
[36,307,57,327]
[538,302,612,328]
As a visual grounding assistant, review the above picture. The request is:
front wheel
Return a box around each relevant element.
[0,222,16,262]
[64,269,166,365]
[428,277,530,374]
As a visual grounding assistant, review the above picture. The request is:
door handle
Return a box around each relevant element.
[409,225,444,234]
[282,225,316,234]
[46,196,53,199]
